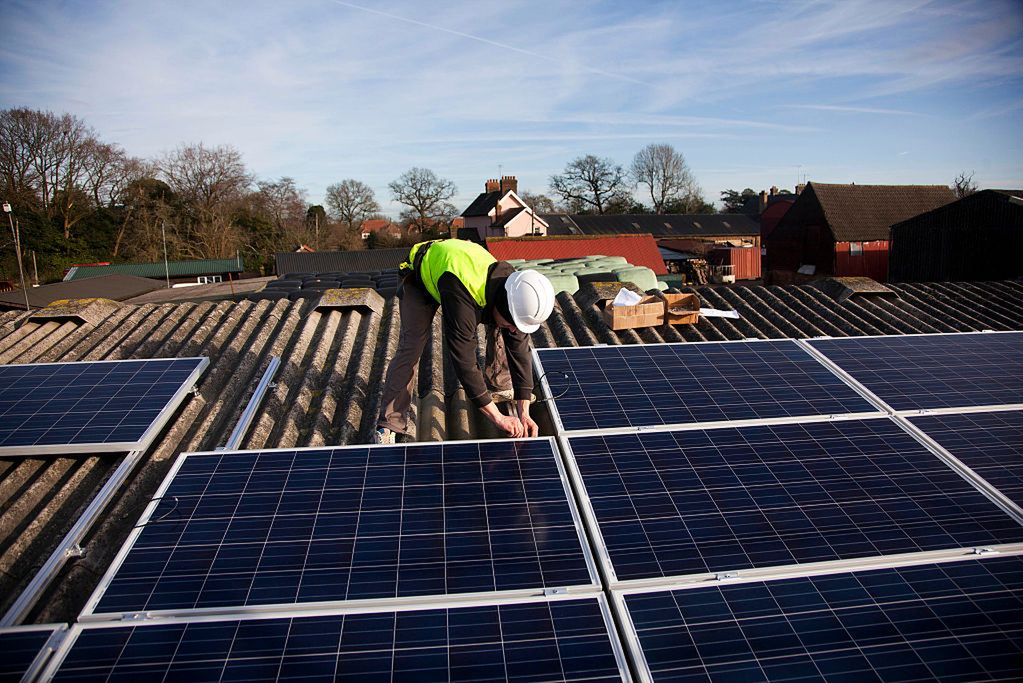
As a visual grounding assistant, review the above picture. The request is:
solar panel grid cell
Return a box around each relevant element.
[909,410,1023,510]
[536,341,879,433]
[622,555,1023,682]
[567,419,1023,583]
[0,627,58,683]
[807,332,1023,413]
[0,358,206,453]
[87,440,596,616]
[52,598,627,682]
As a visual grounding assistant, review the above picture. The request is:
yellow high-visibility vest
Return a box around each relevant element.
[404,239,495,307]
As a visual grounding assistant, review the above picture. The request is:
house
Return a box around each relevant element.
[461,176,548,239]
[63,256,247,286]
[485,234,667,275]
[542,213,761,247]
[359,219,402,240]
[764,182,956,284]
[889,189,1023,282]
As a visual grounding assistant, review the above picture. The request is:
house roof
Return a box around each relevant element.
[64,257,244,281]
[2,277,1023,626]
[486,234,668,274]
[0,275,164,311]
[541,213,761,238]
[492,207,525,227]
[809,182,957,241]
[274,248,409,275]
[460,190,503,217]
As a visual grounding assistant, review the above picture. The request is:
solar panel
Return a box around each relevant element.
[618,554,1023,682]
[0,625,64,683]
[909,410,1023,510]
[50,596,629,682]
[82,439,598,618]
[0,357,209,456]
[565,419,1023,584]
[806,332,1023,413]
[534,340,881,434]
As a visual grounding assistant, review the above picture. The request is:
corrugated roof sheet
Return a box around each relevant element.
[810,182,957,241]
[2,278,1023,625]
[0,275,163,311]
[486,234,668,274]
[541,213,760,237]
[64,258,243,281]
[274,248,409,275]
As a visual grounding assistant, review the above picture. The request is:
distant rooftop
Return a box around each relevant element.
[541,213,760,238]
[64,257,244,281]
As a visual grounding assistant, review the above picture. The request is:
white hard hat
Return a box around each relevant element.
[505,270,555,334]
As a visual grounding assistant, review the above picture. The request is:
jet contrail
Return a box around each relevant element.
[329,0,649,86]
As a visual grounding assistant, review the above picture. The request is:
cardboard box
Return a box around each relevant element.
[601,292,700,330]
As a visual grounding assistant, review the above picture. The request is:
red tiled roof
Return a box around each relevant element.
[485,234,667,274]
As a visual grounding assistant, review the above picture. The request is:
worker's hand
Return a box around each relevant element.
[481,402,525,438]
[516,400,539,437]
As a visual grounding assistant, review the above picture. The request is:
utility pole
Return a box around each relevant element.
[315,211,319,250]
[3,202,31,311]
[31,250,38,286]
[161,220,171,288]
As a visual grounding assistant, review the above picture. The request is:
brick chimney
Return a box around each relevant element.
[759,190,769,212]
[485,178,500,193]
[770,185,778,196]
[499,175,518,194]
[795,183,806,195]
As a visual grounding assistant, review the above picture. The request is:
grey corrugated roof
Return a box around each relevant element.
[1,278,1022,625]
[0,275,163,311]
[64,258,243,281]
[540,213,760,237]
[274,248,409,275]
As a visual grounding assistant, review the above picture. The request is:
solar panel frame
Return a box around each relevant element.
[79,437,602,621]
[0,624,67,683]
[802,331,1023,416]
[42,594,632,683]
[533,339,887,436]
[559,417,1023,590]
[0,357,209,456]
[611,551,1023,683]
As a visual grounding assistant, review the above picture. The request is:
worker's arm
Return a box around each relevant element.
[516,399,538,437]
[501,327,534,401]
[436,273,523,436]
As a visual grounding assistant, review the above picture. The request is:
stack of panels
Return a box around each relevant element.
[618,555,1023,682]
[566,420,1023,584]
[534,341,882,433]
[83,439,598,617]
[0,357,209,455]
[806,331,1023,413]
[44,596,628,682]
[0,625,63,683]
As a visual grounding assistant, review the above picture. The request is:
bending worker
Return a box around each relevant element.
[375,238,555,444]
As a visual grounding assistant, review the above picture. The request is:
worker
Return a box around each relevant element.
[375,238,555,444]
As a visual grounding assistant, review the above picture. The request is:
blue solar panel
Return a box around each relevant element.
[910,410,1023,510]
[535,341,879,433]
[807,332,1023,412]
[85,439,597,617]
[0,357,208,455]
[567,419,1023,583]
[52,597,627,682]
[621,555,1023,682]
[0,626,61,683]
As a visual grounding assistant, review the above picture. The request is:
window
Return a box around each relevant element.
[850,241,864,256]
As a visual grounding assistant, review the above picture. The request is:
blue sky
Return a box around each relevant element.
[2,0,1021,215]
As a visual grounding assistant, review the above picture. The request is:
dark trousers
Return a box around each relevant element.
[377,275,511,436]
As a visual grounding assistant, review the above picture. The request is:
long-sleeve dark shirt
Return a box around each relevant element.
[436,262,533,409]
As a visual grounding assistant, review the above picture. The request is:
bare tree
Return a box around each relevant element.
[388,167,456,236]
[632,143,703,214]
[160,143,252,258]
[518,191,562,214]
[953,170,978,199]
[549,155,631,214]
[325,179,380,233]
